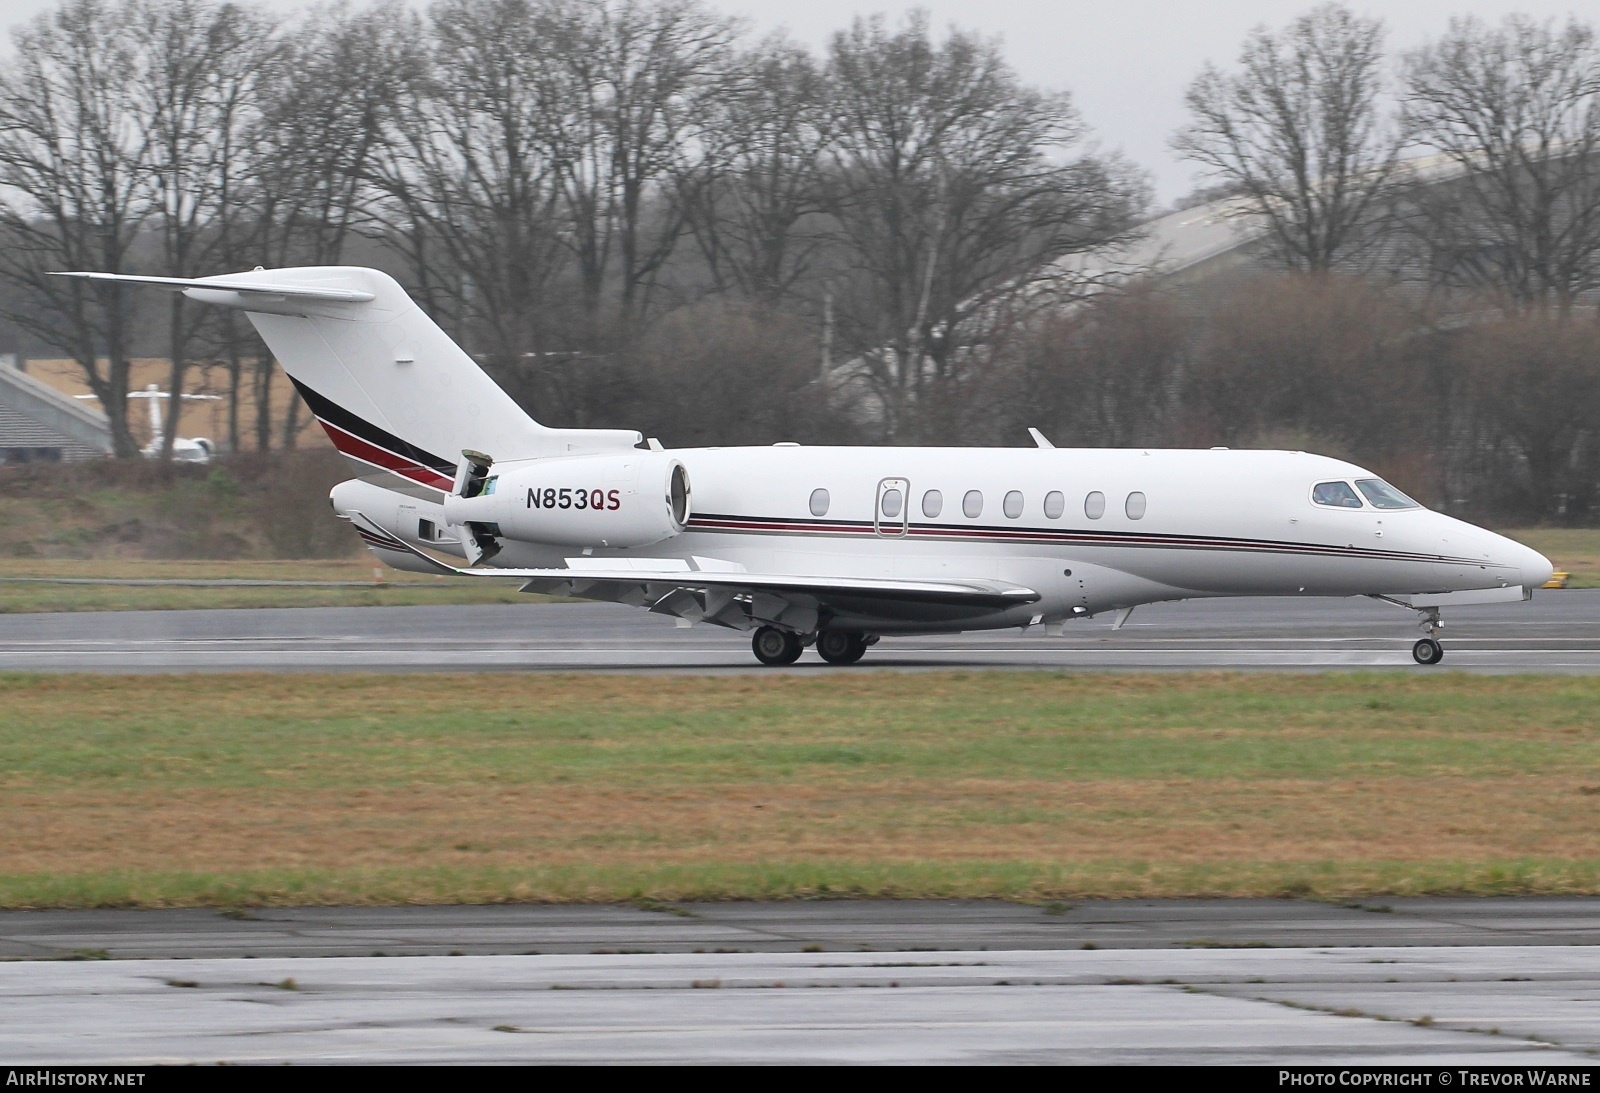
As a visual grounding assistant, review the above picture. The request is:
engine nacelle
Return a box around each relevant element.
[442,452,690,549]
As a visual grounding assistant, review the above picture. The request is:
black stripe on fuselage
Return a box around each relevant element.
[684,512,1502,568]
[288,376,456,477]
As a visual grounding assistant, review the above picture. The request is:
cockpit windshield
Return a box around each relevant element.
[1355,478,1419,510]
[1312,481,1364,508]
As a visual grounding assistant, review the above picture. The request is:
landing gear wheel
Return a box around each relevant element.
[752,625,803,666]
[1412,637,1444,665]
[816,631,868,666]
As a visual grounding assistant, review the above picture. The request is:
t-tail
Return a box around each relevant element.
[51,267,641,496]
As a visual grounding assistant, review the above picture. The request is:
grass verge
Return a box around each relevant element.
[5,671,1600,907]
[4,859,1600,910]
[0,559,535,611]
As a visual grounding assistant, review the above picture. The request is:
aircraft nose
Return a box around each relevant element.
[1518,543,1555,589]
[1488,530,1554,589]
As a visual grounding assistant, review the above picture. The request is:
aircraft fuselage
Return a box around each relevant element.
[340,444,1549,635]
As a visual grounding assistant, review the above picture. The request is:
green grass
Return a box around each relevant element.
[4,671,1600,907]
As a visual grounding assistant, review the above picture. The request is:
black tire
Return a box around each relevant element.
[752,625,803,666]
[1412,637,1444,665]
[816,631,867,666]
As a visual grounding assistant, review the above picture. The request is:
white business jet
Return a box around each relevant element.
[54,266,1553,666]
[77,383,220,462]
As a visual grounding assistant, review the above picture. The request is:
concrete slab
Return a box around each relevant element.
[3,947,1596,1064]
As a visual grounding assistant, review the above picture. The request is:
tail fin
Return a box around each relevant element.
[52,266,640,494]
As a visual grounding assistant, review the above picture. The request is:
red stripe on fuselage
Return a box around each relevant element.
[319,421,453,492]
[684,514,1492,567]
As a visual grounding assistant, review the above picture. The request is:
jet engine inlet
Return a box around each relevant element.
[670,462,691,529]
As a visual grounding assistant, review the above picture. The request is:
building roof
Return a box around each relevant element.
[0,364,113,457]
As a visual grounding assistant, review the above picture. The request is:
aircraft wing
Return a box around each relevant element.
[348,512,1039,628]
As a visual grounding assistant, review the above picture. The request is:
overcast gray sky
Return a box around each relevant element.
[4,0,1593,203]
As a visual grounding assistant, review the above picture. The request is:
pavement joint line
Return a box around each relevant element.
[1,596,1595,673]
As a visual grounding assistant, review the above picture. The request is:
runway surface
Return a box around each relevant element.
[5,901,1600,1064]
[6,898,1600,960]
[0,590,1595,672]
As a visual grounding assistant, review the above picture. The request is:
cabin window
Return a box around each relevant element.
[1084,491,1105,519]
[963,490,983,518]
[1126,491,1147,520]
[1003,490,1024,519]
[922,490,943,518]
[809,488,830,517]
[1355,478,1419,510]
[1312,481,1364,509]
[880,488,903,518]
[1044,491,1065,519]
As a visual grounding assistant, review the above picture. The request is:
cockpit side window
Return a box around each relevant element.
[1312,481,1364,509]
[1355,478,1419,510]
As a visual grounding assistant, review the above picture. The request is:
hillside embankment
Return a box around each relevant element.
[0,452,529,609]
[0,450,358,562]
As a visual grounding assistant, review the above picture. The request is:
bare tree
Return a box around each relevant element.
[372,0,575,419]
[251,1,417,449]
[0,0,154,456]
[1402,15,1600,310]
[679,36,833,306]
[1190,273,1429,458]
[995,286,1189,450]
[256,3,413,271]
[1459,312,1600,522]
[536,0,737,332]
[135,0,275,458]
[1173,3,1401,273]
[822,12,1144,443]
[616,299,841,446]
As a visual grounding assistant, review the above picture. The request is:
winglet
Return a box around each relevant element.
[1028,427,1055,449]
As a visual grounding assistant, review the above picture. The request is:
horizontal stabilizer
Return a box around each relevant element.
[50,271,375,303]
[347,512,1039,611]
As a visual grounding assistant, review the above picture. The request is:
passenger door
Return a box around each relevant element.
[875,478,909,537]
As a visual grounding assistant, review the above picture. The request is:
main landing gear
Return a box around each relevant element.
[1411,606,1444,666]
[752,625,803,666]
[816,630,869,666]
[751,626,878,667]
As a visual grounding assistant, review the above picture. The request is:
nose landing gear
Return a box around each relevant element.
[1412,607,1444,665]
[1412,637,1444,665]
